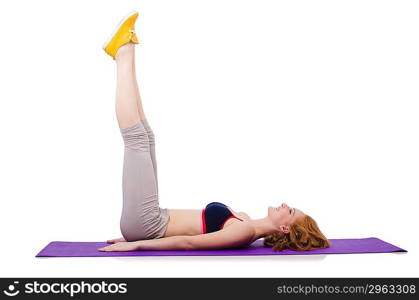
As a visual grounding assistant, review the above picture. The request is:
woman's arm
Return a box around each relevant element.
[98,236,189,252]
[136,236,190,250]
[185,222,255,250]
[99,223,255,252]
[136,223,254,250]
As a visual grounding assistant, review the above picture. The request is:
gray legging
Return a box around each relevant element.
[119,119,170,241]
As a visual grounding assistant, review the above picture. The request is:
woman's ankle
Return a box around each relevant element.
[115,42,135,60]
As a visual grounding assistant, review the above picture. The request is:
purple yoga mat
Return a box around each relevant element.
[36,237,406,257]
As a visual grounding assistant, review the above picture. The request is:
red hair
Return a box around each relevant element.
[263,214,330,251]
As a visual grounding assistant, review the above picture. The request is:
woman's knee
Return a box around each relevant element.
[120,121,150,151]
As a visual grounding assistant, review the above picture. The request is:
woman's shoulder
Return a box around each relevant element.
[224,220,256,244]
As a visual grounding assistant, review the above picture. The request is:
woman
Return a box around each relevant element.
[98,11,330,252]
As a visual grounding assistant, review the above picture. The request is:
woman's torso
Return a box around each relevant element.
[163,205,251,237]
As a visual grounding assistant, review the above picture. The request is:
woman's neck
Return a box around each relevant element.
[247,217,278,240]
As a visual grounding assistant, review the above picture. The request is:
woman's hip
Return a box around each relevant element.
[120,206,170,241]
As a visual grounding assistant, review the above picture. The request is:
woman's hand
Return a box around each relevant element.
[98,241,139,252]
[106,237,126,244]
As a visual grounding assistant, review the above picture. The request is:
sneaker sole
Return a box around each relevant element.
[102,10,138,50]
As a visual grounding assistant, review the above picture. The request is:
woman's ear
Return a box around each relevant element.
[279,225,290,234]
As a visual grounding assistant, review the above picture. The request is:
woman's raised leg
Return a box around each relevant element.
[131,55,159,194]
[115,42,169,241]
[115,42,143,128]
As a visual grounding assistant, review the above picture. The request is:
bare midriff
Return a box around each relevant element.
[162,208,251,238]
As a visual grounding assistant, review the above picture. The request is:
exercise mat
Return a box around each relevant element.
[36,237,406,257]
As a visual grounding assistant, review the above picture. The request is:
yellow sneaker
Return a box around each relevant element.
[103,11,139,60]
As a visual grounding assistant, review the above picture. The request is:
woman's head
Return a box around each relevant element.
[267,203,305,234]
[264,203,330,251]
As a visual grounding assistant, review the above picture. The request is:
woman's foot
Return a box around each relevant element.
[103,11,139,60]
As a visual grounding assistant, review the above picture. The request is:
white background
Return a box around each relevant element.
[0,0,418,277]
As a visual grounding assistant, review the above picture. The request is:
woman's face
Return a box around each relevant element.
[268,203,305,233]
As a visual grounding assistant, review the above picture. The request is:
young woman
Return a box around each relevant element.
[98,11,330,252]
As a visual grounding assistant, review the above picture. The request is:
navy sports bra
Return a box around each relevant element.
[201,202,244,234]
